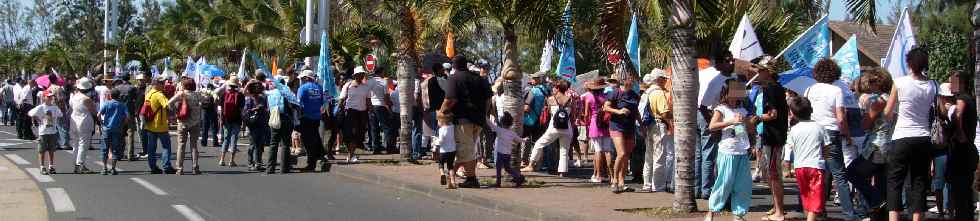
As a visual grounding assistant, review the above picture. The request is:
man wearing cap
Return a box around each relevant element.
[297,70,331,172]
[522,71,548,165]
[366,67,392,154]
[439,55,492,188]
[144,76,175,174]
[639,70,673,192]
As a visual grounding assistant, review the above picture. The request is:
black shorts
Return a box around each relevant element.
[886,136,932,212]
[343,109,369,145]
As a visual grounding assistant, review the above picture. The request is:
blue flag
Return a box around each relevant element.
[779,16,830,69]
[182,56,196,77]
[251,52,299,105]
[554,1,576,83]
[833,34,861,85]
[626,14,640,74]
[151,65,160,78]
[317,30,337,99]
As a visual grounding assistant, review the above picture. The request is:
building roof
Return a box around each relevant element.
[828,21,897,66]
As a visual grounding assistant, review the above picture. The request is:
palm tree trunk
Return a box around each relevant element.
[396,5,418,159]
[669,0,698,213]
[973,1,980,109]
[498,25,524,169]
[597,0,638,81]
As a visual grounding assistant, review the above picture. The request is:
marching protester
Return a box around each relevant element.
[168,78,205,175]
[439,55,492,188]
[640,70,672,193]
[521,79,575,177]
[296,70,331,172]
[69,77,98,174]
[15,79,36,140]
[99,88,128,175]
[143,76,174,174]
[883,48,935,221]
[604,71,640,193]
[783,97,827,221]
[1,79,14,126]
[266,75,300,174]
[244,74,271,172]
[339,67,371,163]
[29,90,62,175]
[218,76,245,167]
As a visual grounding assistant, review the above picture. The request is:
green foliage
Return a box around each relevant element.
[913,1,975,82]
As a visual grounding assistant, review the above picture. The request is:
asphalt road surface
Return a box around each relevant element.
[0,125,521,221]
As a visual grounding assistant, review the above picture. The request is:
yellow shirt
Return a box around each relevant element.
[648,87,670,118]
[143,88,170,133]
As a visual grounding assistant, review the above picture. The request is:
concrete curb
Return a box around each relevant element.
[331,165,593,221]
[0,154,48,221]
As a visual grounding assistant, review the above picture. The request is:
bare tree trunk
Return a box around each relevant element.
[498,25,524,169]
[396,5,418,160]
[669,0,698,213]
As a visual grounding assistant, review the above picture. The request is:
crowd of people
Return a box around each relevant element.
[6,48,980,221]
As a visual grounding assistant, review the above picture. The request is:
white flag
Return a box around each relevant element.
[882,8,917,78]
[539,39,554,72]
[729,15,764,61]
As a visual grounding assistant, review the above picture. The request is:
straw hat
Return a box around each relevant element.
[299,70,315,79]
[225,76,240,86]
[585,78,608,90]
[75,77,94,90]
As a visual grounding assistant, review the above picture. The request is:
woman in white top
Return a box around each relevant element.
[69,77,98,174]
[882,48,935,221]
[521,80,575,177]
[338,66,372,163]
[805,59,858,219]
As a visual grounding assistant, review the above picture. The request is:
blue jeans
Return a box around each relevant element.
[248,125,269,165]
[101,131,125,161]
[823,130,857,219]
[368,106,389,151]
[410,111,426,160]
[222,122,242,152]
[145,131,173,170]
[699,131,720,198]
[200,111,219,145]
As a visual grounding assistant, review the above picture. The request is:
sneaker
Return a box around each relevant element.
[318,161,331,172]
[40,168,49,175]
[456,170,466,178]
[622,185,635,192]
[218,161,226,166]
[79,165,91,174]
[347,156,359,164]
[101,169,109,175]
[458,178,480,188]
[73,165,80,174]
[149,168,163,174]
[229,162,238,167]
[638,187,653,193]
[111,169,118,175]
[248,165,257,171]
[192,166,201,175]
[928,206,941,214]
[573,160,582,168]
[48,167,56,174]
[590,175,601,183]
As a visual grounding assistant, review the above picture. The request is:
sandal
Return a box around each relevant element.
[760,214,784,221]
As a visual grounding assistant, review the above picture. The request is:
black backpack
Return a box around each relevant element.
[552,97,571,129]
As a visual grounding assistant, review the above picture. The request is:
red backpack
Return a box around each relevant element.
[222,89,243,122]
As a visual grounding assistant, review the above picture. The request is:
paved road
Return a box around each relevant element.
[0,126,521,221]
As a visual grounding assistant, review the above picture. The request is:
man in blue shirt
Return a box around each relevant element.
[98,89,129,175]
[522,72,548,165]
[297,70,331,172]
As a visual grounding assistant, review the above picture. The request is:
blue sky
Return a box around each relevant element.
[828,0,915,23]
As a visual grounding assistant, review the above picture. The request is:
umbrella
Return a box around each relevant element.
[34,74,51,88]
[777,68,816,95]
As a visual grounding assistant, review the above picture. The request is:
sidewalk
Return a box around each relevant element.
[328,154,796,221]
[0,154,47,221]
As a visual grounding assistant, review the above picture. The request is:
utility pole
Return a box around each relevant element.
[304,0,315,68]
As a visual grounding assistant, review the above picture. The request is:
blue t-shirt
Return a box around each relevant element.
[523,85,547,126]
[607,89,639,132]
[98,100,129,133]
[297,82,324,120]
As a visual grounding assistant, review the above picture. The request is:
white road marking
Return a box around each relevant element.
[130,177,168,196]
[172,205,206,221]
[46,188,76,212]
[0,142,28,147]
[26,168,54,183]
[0,130,16,136]
[4,154,30,165]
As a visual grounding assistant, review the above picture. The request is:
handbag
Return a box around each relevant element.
[176,96,190,120]
[269,108,282,129]
[928,81,949,151]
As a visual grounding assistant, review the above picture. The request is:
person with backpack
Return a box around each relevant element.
[167,78,205,175]
[266,76,300,174]
[640,70,673,193]
[217,76,245,167]
[113,74,142,161]
[520,80,575,177]
[244,77,270,172]
[142,76,174,174]
[521,72,549,165]
[297,70,331,172]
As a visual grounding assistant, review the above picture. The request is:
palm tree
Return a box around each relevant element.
[664,0,699,212]
[973,1,979,112]
[437,0,562,167]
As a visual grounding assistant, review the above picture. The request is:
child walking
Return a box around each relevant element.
[784,97,828,221]
[488,112,526,187]
[704,79,756,221]
[99,89,129,175]
[433,112,457,189]
[29,90,63,175]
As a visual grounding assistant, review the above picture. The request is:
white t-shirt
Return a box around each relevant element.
[28,104,63,135]
[434,125,456,153]
[367,77,388,107]
[488,121,521,154]
[339,81,371,111]
[784,121,829,169]
[805,83,844,131]
[891,76,936,140]
[715,105,750,155]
